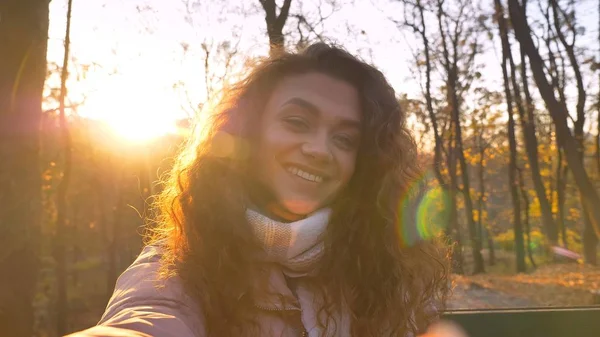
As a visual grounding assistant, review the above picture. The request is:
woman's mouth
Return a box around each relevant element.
[286,166,324,183]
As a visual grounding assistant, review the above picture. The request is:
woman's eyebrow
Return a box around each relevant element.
[280,97,321,116]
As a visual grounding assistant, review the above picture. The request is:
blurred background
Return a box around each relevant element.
[1,0,600,336]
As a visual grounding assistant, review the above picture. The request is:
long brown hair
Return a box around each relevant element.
[150,43,450,336]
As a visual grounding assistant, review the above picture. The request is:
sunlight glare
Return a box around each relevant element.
[81,79,180,143]
[105,113,178,142]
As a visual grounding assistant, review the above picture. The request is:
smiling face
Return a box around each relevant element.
[251,72,362,220]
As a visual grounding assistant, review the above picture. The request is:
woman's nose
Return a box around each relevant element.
[301,134,332,163]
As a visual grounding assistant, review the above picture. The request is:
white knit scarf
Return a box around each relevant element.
[246,208,351,337]
[246,208,330,276]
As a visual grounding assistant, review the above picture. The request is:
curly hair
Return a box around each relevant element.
[150,43,450,336]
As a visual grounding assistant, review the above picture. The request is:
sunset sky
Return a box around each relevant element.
[46,0,599,141]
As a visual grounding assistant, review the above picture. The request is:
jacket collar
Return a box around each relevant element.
[253,264,302,311]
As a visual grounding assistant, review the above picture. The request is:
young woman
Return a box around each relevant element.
[71,43,452,337]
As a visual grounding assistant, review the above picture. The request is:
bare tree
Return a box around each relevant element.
[495,0,526,272]
[54,0,74,333]
[548,0,598,265]
[398,0,447,191]
[259,0,293,55]
[397,0,465,273]
[508,0,600,245]
[504,0,559,247]
[0,0,50,335]
[289,0,341,50]
[435,0,485,273]
[395,0,463,274]
[471,98,498,267]
[201,40,240,100]
[179,0,243,114]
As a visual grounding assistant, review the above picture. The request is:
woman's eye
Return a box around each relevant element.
[334,134,356,150]
[283,117,309,131]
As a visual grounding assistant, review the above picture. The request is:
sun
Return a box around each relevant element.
[80,80,183,143]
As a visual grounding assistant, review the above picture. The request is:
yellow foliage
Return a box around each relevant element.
[495,228,583,254]
[567,207,581,222]
[495,229,547,252]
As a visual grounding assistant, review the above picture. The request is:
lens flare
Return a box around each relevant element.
[209,131,251,160]
[416,186,450,239]
[395,171,450,247]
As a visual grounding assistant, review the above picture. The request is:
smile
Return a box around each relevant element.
[286,166,324,183]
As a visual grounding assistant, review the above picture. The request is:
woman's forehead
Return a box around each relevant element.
[266,73,361,120]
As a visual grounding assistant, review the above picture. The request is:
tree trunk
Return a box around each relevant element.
[548,127,555,215]
[517,167,536,268]
[478,142,495,266]
[581,181,598,264]
[448,148,464,274]
[107,208,119,296]
[512,0,559,245]
[259,0,292,56]
[496,0,526,273]
[407,2,457,269]
[508,0,600,240]
[487,226,496,266]
[584,214,598,265]
[140,147,155,239]
[454,109,483,272]
[509,37,559,245]
[55,0,74,333]
[413,0,447,189]
[107,177,124,296]
[452,98,484,274]
[93,153,112,300]
[0,1,49,335]
[550,0,597,265]
[508,74,527,273]
[518,11,539,267]
[556,147,569,248]
[477,140,485,245]
[445,123,464,274]
[436,0,484,274]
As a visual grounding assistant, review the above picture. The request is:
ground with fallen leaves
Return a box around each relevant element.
[448,263,600,309]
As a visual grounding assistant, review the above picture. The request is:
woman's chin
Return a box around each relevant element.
[280,199,321,218]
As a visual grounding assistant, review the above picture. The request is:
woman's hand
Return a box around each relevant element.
[419,320,468,337]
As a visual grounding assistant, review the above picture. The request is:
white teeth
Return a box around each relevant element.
[286,166,324,183]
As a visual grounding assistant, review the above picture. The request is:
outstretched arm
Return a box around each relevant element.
[66,245,203,337]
